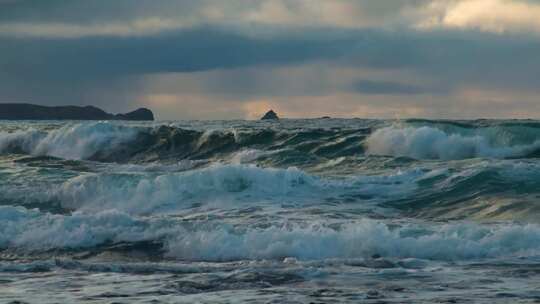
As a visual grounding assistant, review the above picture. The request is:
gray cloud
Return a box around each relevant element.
[2,1,540,118]
[3,27,539,84]
[0,27,350,78]
[352,80,430,95]
[0,0,430,37]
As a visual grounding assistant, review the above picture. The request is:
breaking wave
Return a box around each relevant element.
[51,164,421,214]
[366,125,540,160]
[0,121,369,163]
[3,119,540,266]
[166,220,540,261]
[3,120,540,163]
[3,205,540,262]
[0,122,138,160]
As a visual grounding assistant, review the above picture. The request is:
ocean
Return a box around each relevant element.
[2,118,540,303]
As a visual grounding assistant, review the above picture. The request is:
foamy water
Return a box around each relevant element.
[3,119,540,303]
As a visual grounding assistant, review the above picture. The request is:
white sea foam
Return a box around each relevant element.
[52,164,422,214]
[0,122,138,159]
[55,164,318,213]
[104,159,206,173]
[366,125,540,160]
[3,205,540,261]
[230,149,267,164]
[0,128,44,153]
[166,220,540,261]
[0,206,170,250]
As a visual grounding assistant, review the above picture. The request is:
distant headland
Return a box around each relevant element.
[0,103,154,121]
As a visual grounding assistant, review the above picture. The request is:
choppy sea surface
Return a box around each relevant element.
[3,118,540,303]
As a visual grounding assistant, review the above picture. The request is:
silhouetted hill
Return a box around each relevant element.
[0,104,154,121]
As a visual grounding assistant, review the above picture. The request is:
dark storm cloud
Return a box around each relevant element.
[2,0,540,118]
[0,0,430,27]
[0,26,353,108]
[3,27,540,84]
[352,80,428,95]
[0,0,207,23]
[341,30,540,91]
[1,27,356,80]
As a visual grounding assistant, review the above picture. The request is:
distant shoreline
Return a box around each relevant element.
[0,103,154,121]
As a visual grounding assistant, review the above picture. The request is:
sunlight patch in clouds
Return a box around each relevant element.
[243,0,376,28]
[418,0,540,34]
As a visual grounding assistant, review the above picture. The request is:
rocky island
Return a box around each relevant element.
[0,103,154,121]
[260,110,279,120]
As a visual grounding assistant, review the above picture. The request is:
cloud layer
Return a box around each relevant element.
[1,0,540,119]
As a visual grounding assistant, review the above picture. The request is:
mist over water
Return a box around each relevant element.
[3,118,540,303]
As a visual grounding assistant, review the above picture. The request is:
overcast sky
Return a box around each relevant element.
[2,0,540,120]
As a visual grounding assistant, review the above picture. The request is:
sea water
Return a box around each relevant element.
[2,118,540,303]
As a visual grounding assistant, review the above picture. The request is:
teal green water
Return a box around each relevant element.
[2,119,540,303]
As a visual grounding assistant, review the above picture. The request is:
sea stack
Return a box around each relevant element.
[261,110,279,120]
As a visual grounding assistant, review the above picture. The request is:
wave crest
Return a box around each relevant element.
[366,125,540,160]
[4,205,540,261]
[53,164,421,214]
[0,122,138,160]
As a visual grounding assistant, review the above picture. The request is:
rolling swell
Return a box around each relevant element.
[4,204,540,261]
[123,126,368,164]
[0,122,139,160]
[0,122,369,164]
[4,159,540,223]
[0,164,420,215]
[6,158,540,222]
[3,120,540,222]
[6,119,540,304]
[366,123,540,160]
[386,161,540,221]
[3,120,540,164]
